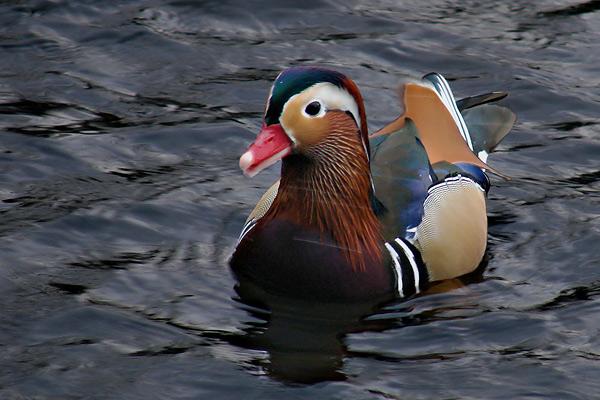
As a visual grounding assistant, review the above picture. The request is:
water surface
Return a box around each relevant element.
[1,1,599,399]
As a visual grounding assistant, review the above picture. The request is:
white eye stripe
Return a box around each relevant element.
[307,83,368,159]
[306,83,361,128]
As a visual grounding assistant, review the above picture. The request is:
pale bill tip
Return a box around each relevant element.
[239,151,254,173]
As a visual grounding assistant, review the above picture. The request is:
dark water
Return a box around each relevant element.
[1,0,599,398]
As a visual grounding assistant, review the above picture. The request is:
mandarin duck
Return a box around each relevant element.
[230,67,515,303]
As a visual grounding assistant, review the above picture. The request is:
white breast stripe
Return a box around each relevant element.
[238,219,257,243]
[385,242,404,297]
[395,238,420,293]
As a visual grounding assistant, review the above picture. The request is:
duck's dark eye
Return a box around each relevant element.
[305,101,322,116]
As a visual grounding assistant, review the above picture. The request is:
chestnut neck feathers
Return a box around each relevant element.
[262,112,382,270]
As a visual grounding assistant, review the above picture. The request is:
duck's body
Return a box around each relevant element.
[230,67,515,303]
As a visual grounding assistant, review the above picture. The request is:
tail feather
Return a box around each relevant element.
[457,91,508,111]
[462,104,516,160]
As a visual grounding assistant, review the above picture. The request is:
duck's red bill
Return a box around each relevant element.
[239,123,293,177]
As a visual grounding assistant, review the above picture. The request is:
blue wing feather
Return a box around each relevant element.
[370,120,433,241]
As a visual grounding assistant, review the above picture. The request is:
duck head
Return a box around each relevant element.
[240,67,369,177]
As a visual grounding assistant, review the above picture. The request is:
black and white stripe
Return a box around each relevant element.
[427,174,486,198]
[423,73,474,151]
[385,237,429,298]
[237,218,258,243]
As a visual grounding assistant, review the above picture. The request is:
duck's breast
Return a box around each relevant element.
[230,218,395,302]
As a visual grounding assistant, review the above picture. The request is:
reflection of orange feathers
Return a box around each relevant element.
[371,82,500,175]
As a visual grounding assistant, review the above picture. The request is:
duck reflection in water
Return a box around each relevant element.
[232,279,379,383]
[229,269,483,384]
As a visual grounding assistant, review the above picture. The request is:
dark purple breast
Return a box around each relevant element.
[230,218,396,303]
